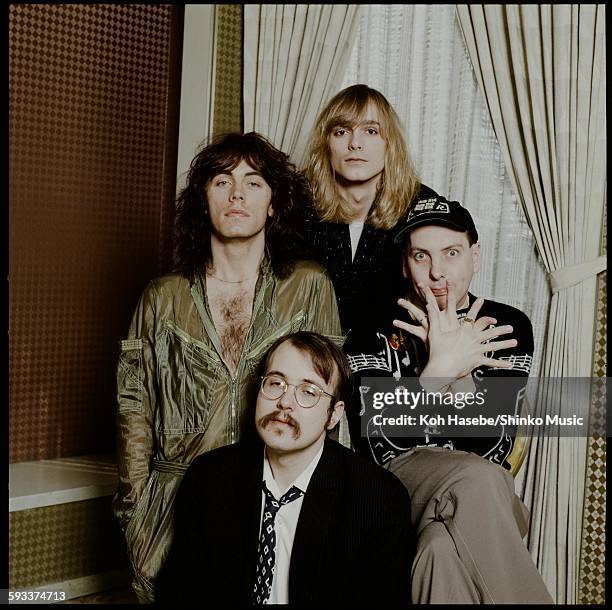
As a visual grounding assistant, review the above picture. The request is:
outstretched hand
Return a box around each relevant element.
[393,281,517,382]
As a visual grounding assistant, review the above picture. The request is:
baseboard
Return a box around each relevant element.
[11,569,132,602]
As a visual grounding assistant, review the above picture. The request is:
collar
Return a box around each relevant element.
[460,291,479,312]
[192,248,274,288]
[262,443,325,500]
[259,249,274,278]
[456,291,475,312]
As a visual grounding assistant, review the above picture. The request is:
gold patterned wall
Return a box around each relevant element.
[577,210,606,604]
[9,499,128,589]
[9,4,183,461]
[213,4,243,135]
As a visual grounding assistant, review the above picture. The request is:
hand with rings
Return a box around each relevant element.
[393,297,430,346]
[393,280,517,382]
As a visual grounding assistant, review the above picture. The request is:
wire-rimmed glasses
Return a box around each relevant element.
[260,374,334,408]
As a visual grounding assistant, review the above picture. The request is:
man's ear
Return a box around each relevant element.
[471,242,481,273]
[327,401,345,430]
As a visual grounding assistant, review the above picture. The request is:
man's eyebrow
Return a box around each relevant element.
[212,170,263,179]
[301,377,325,388]
[409,243,466,253]
[330,120,381,129]
[266,370,287,378]
[356,119,381,128]
[266,370,324,387]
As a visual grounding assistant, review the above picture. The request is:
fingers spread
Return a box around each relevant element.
[473,316,497,331]
[446,280,457,318]
[466,297,484,322]
[480,357,513,369]
[397,298,427,323]
[481,325,513,341]
[483,338,518,352]
[393,319,427,341]
[420,285,441,331]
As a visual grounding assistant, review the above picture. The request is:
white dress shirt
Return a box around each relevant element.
[259,444,324,604]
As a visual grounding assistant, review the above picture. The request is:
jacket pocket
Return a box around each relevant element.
[117,339,143,413]
[158,321,220,433]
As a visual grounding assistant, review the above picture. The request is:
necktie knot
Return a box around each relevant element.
[262,482,303,519]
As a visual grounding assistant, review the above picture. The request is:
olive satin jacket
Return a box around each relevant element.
[112,258,343,601]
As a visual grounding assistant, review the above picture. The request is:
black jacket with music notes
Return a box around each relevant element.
[343,293,534,471]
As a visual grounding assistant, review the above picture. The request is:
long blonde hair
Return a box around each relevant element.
[305,84,421,230]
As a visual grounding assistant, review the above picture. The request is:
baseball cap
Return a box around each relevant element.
[394,195,479,245]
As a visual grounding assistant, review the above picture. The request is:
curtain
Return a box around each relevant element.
[456,5,606,603]
[243,4,361,167]
[342,4,550,376]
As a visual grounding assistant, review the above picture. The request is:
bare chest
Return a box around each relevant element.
[207,283,256,375]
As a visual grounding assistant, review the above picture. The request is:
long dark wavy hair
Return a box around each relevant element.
[174,132,312,281]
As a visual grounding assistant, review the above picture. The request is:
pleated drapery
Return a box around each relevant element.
[456,5,606,603]
[342,4,550,376]
[243,4,361,167]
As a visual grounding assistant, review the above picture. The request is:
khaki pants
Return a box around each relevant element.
[386,447,554,604]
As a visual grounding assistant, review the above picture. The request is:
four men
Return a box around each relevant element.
[114,91,551,603]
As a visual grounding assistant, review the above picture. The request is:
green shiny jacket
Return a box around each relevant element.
[112,258,343,601]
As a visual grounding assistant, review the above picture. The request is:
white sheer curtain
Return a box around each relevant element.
[243,4,360,167]
[342,4,550,376]
[242,4,361,449]
[456,5,606,603]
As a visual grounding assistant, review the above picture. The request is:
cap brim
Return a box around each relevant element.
[394,218,471,244]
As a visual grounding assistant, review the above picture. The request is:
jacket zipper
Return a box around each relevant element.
[229,377,237,443]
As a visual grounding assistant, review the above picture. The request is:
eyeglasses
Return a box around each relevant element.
[260,374,334,409]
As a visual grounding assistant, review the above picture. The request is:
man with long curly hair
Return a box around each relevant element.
[113,132,343,602]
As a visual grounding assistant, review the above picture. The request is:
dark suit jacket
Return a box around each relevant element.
[156,438,413,605]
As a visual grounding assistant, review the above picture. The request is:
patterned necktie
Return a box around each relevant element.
[251,481,304,605]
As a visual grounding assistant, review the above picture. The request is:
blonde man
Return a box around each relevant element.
[304,84,439,334]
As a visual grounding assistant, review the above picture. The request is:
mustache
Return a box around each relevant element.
[258,411,301,439]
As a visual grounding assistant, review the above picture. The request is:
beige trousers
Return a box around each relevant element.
[386,447,554,604]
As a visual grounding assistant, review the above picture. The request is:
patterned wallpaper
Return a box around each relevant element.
[9,4,183,461]
[9,498,127,589]
[577,210,606,604]
[213,5,243,135]
[8,5,605,602]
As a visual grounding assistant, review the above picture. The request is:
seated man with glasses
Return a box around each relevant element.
[156,331,413,605]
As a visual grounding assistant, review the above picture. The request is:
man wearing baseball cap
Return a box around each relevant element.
[344,194,553,603]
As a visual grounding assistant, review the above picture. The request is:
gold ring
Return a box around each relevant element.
[462,317,475,325]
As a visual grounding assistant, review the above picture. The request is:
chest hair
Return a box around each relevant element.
[208,283,255,375]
